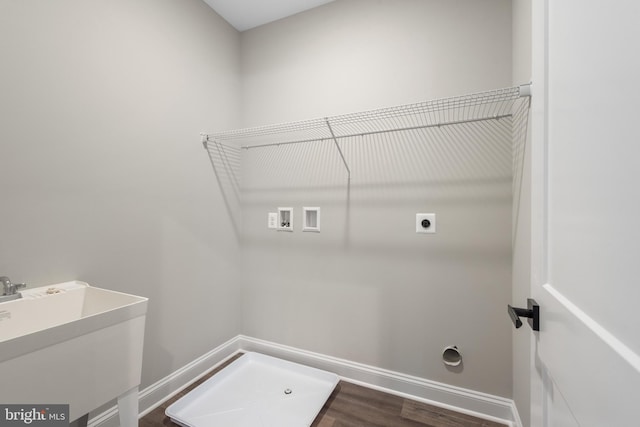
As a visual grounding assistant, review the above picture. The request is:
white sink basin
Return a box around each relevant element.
[0,281,148,425]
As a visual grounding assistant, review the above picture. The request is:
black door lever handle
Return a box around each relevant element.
[507,299,540,331]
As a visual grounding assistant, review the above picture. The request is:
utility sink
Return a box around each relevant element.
[0,281,148,426]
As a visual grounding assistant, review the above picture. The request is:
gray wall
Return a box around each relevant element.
[512,0,532,424]
[241,0,512,126]
[0,0,242,389]
[239,0,514,397]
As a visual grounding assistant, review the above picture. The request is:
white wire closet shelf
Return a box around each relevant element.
[202,84,531,180]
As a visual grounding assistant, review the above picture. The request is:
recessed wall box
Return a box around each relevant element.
[303,207,320,232]
[278,208,293,231]
[416,213,436,233]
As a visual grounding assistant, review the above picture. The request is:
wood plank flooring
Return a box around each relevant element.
[140,353,506,427]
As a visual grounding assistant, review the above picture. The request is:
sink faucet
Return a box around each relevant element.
[1,276,27,296]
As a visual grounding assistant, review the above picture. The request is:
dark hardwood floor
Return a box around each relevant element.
[140,353,506,427]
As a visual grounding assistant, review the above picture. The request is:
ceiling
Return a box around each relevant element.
[203,0,336,32]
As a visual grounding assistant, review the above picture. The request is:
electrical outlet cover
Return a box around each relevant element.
[268,212,278,229]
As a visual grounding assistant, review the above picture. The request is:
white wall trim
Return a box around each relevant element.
[88,335,242,427]
[510,399,524,427]
[89,335,518,427]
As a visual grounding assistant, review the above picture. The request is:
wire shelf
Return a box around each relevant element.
[204,86,528,150]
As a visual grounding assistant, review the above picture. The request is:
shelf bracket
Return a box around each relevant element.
[325,118,351,180]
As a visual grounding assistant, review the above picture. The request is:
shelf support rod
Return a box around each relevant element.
[240,114,513,150]
[325,118,351,180]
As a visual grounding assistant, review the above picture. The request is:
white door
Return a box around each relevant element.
[529,1,640,426]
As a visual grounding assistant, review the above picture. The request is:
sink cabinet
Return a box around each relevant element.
[0,281,148,425]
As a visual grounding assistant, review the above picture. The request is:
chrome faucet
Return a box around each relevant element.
[1,276,27,301]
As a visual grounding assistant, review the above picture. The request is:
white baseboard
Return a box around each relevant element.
[89,335,520,427]
[510,400,524,427]
[88,335,242,427]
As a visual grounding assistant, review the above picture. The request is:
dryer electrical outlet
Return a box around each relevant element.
[416,213,436,233]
